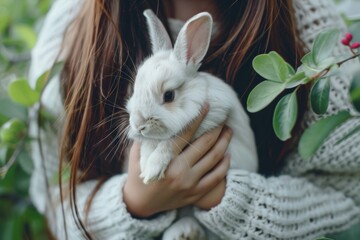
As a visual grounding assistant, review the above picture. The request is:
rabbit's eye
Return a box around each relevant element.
[163,90,175,103]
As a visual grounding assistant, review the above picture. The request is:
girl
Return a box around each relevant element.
[29,0,360,239]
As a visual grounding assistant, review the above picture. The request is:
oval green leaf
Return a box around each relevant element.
[13,24,37,49]
[287,63,296,75]
[252,51,289,82]
[286,71,309,89]
[301,52,316,67]
[247,81,286,113]
[269,51,289,81]
[310,77,330,114]
[273,92,298,141]
[35,70,50,93]
[0,119,27,145]
[299,111,352,159]
[312,28,339,64]
[349,70,360,112]
[35,61,64,92]
[0,97,27,121]
[18,150,33,175]
[8,79,40,107]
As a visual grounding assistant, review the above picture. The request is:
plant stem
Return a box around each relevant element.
[0,134,27,178]
[309,52,360,82]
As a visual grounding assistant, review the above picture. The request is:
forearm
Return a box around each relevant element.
[194,170,360,240]
[47,174,176,240]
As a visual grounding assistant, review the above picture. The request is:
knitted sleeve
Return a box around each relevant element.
[29,0,175,239]
[194,0,360,239]
[48,175,176,240]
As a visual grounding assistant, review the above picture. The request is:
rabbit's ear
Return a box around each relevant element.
[173,12,212,66]
[143,9,172,53]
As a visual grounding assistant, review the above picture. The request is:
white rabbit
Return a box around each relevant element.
[126,9,258,240]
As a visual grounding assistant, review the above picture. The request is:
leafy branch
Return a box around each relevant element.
[0,63,63,177]
[309,52,360,82]
[0,129,27,177]
[247,28,360,159]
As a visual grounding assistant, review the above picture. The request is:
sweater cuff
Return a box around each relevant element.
[193,170,251,239]
[87,174,176,239]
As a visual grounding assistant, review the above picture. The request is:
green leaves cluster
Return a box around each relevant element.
[247,51,309,141]
[0,0,52,239]
[247,28,360,159]
[0,68,61,239]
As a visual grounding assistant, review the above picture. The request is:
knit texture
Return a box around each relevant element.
[29,0,360,239]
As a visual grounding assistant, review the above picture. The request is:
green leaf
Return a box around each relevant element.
[23,206,47,240]
[312,28,339,64]
[287,63,296,75]
[8,79,40,106]
[335,124,360,145]
[18,150,33,175]
[13,24,37,49]
[327,220,360,240]
[252,51,289,82]
[247,81,286,113]
[301,52,316,67]
[349,70,360,112]
[1,214,23,240]
[299,111,352,159]
[268,51,289,81]
[300,53,320,77]
[38,0,52,15]
[0,119,27,145]
[273,92,298,141]
[0,96,27,121]
[300,57,335,78]
[0,11,10,33]
[349,22,360,42]
[0,146,7,165]
[310,77,330,114]
[35,61,64,92]
[0,114,9,126]
[286,71,309,89]
[35,71,50,93]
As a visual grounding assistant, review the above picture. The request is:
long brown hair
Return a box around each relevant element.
[59,0,306,238]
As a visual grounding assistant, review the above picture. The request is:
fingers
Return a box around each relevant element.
[195,154,230,194]
[179,125,224,167]
[192,126,232,178]
[172,103,209,155]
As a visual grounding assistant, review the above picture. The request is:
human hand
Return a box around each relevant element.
[123,104,232,218]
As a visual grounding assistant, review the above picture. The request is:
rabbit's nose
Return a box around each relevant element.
[138,125,146,132]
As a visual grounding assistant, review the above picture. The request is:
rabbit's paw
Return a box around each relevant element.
[140,155,167,184]
[162,217,206,240]
[140,164,166,184]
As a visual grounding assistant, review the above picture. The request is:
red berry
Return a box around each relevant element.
[341,38,350,46]
[350,42,360,49]
[345,32,353,41]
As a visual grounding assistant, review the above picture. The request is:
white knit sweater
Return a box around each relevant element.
[29,0,360,239]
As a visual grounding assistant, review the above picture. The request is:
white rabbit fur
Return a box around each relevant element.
[126,9,258,240]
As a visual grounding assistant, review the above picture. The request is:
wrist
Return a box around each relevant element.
[123,180,156,218]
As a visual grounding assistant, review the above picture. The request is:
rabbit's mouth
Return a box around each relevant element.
[139,128,172,140]
[127,124,172,140]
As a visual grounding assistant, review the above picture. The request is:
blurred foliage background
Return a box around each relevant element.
[0,0,51,239]
[0,0,359,240]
